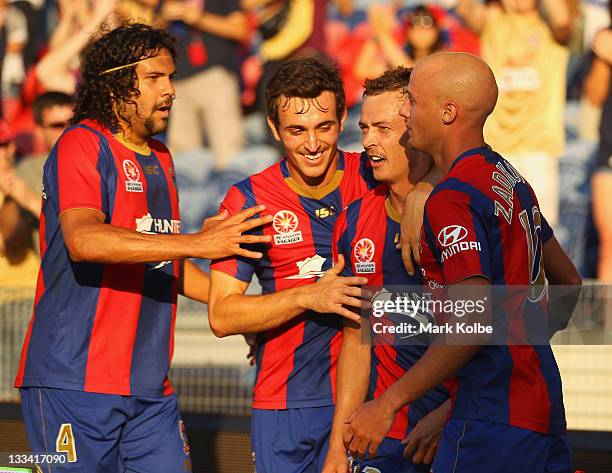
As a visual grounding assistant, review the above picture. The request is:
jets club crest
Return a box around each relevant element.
[273,210,303,245]
[123,159,143,193]
[354,238,376,273]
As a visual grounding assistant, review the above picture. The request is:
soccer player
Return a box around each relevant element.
[14,24,270,472]
[208,57,433,472]
[343,52,582,472]
[323,67,450,473]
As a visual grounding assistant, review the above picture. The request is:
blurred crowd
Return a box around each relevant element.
[0,0,610,289]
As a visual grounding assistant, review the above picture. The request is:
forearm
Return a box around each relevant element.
[456,0,487,34]
[62,218,200,264]
[378,33,413,68]
[541,0,573,45]
[193,11,249,42]
[584,57,610,106]
[329,323,370,450]
[180,260,210,304]
[209,281,316,336]
[379,344,480,415]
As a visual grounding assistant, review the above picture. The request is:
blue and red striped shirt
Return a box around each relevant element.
[15,119,181,397]
[419,146,564,435]
[333,185,449,440]
[211,151,377,409]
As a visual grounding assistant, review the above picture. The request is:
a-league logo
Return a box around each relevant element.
[122,159,143,192]
[354,238,376,274]
[273,210,303,245]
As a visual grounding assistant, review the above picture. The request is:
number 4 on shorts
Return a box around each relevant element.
[56,423,77,462]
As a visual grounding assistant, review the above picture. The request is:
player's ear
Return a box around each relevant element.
[266,116,282,142]
[338,107,348,133]
[441,102,458,125]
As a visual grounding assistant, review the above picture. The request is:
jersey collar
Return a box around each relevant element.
[448,145,492,173]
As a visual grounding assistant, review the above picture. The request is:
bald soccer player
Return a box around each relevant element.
[341,52,581,472]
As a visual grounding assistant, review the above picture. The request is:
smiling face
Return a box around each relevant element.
[267,91,345,188]
[360,90,410,185]
[119,48,176,142]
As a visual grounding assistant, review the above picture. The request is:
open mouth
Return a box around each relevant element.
[368,154,386,164]
[303,151,323,161]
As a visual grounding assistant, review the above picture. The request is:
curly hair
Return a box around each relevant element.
[71,22,176,130]
[363,67,412,98]
[265,55,345,127]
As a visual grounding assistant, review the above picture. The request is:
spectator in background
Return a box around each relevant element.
[18,92,74,208]
[1,0,28,109]
[585,18,612,281]
[354,4,444,84]
[0,93,73,289]
[0,121,38,288]
[457,0,575,228]
[34,0,116,95]
[162,0,249,170]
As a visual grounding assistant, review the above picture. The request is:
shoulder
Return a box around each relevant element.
[345,183,386,215]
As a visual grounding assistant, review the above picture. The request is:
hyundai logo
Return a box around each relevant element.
[437,225,468,247]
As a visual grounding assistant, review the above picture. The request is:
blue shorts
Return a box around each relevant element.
[251,406,334,473]
[351,437,429,473]
[432,419,571,473]
[20,387,192,473]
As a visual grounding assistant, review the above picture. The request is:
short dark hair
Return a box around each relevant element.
[71,22,176,130]
[33,92,75,125]
[265,55,345,127]
[363,67,412,98]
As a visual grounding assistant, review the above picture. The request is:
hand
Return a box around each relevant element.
[243,333,257,366]
[321,445,350,473]
[180,5,202,26]
[201,209,229,232]
[398,185,429,276]
[161,1,187,21]
[0,170,16,197]
[303,255,368,322]
[401,401,449,464]
[368,4,396,37]
[593,29,612,65]
[343,398,396,459]
[195,204,272,260]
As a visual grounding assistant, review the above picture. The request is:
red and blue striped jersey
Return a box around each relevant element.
[211,151,377,409]
[419,146,564,435]
[15,119,181,397]
[333,185,449,440]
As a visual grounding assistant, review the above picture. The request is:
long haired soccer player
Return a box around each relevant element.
[14,24,271,472]
[343,52,582,473]
[323,67,451,473]
[208,57,437,473]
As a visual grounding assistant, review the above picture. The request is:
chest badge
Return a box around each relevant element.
[123,159,143,193]
[273,210,303,245]
[354,238,376,274]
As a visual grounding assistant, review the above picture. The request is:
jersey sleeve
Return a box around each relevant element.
[541,213,553,244]
[56,127,109,217]
[209,185,258,283]
[422,190,491,285]
[332,208,355,277]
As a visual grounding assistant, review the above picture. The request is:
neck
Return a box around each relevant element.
[388,180,411,214]
[119,128,148,147]
[412,47,431,61]
[438,129,486,175]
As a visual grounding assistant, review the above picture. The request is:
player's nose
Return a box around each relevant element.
[362,128,377,149]
[304,131,320,152]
